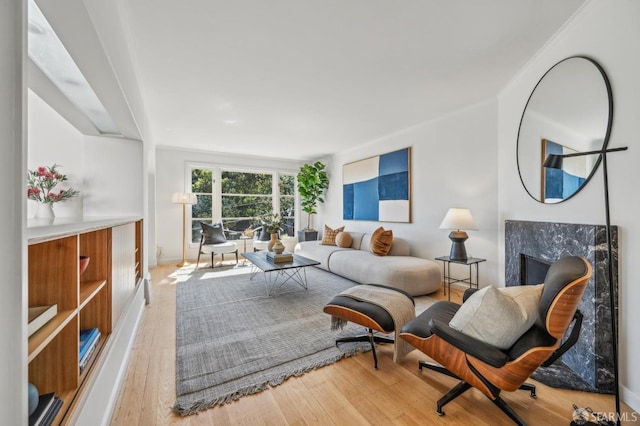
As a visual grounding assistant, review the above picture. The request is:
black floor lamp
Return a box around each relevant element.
[543,145,627,426]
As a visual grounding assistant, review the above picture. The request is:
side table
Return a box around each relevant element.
[239,236,252,266]
[435,256,486,301]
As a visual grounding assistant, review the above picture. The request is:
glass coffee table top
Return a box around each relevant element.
[242,251,320,296]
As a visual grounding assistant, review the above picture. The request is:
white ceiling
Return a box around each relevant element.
[55,0,590,160]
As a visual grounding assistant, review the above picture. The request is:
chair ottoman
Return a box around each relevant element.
[323,284,415,369]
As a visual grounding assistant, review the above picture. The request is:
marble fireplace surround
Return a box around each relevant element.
[505,220,618,393]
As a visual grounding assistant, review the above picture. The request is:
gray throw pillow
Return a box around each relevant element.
[201,222,227,244]
[449,284,544,350]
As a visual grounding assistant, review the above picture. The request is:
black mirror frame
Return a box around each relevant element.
[516,56,614,204]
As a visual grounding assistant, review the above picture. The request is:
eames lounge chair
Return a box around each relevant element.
[399,256,592,425]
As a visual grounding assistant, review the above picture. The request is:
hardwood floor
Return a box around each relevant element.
[111,263,628,425]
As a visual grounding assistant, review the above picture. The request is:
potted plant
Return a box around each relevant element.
[262,212,284,235]
[297,161,329,242]
[260,213,284,251]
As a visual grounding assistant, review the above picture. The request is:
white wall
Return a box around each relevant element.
[0,1,27,423]
[322,99,500,286]
[27,91,145,220]
[27,89,84,218]
[154,147,302,264]
[82,135,144,217]
[498,0,640,410]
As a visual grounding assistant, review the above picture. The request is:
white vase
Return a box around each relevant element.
[34,203,55,220]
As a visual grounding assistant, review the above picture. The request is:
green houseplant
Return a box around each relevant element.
[297,161,329,242]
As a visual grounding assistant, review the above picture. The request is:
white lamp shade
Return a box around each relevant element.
[439,208,478,231]
[172,192,197,204]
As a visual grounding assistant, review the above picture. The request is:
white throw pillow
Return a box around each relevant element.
[448,284,544,350]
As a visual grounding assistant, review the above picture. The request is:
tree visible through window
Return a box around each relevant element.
[190,166,296,243]
[221,171,272,237]
[191,168,213,242]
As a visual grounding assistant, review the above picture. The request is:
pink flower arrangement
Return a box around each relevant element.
[27,164,79,204]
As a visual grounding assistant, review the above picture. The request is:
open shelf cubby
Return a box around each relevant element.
[27,219,142,425]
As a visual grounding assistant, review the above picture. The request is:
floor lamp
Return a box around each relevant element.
[543,145,627,426]
[172,192,197,267]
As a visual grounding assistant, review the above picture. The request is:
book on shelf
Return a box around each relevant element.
[79,328,101,371]
[38,396,62,426]
[79,328,100,360]
[28,305,57,337]
[266,251,294,263]
[80,336,100,372]
[29,392,61,426]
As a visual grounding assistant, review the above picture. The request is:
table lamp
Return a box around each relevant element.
[439,208,478,261]
[172,192,197,267]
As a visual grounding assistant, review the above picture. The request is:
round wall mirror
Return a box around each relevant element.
[516,56,612,203]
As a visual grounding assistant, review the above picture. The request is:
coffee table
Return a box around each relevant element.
[242,251,320,296]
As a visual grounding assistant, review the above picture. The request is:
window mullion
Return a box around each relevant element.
[272,172,280,215]
[213,168,222,222]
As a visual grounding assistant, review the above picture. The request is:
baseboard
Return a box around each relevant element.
[621,384,640,415]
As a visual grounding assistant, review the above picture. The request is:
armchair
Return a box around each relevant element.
[196,221,238,269]
[399,256,592,425]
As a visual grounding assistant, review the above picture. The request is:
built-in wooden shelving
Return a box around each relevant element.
[27,218,142,425]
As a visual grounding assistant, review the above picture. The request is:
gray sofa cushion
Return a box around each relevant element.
[329,250,441,296]
[293,241,349,270]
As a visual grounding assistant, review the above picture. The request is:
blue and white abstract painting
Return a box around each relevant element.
[343,147,411,222]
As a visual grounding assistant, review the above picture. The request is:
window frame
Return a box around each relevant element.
[186,162,299,246]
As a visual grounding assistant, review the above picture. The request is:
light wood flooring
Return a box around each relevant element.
[111,263,629,425]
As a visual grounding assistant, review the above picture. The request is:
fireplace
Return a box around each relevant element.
[519,254,552,285]
[505,220,618,393]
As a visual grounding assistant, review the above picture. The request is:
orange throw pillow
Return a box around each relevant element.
[370,227,393,256]
[321,225,345,246]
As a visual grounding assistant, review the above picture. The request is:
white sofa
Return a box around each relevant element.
[294,231,441,296]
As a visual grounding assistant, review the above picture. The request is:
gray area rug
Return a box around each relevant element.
[173,266,376,416]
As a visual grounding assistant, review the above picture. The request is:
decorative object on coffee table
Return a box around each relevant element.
[267,233,279,252]
[271,240,285,254]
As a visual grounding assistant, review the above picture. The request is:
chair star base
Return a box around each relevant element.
[336,331,394,370]
[418,360,535,425]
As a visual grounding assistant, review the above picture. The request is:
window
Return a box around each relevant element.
[189,166,297,243]
[191,167,214,242]
[279,175,295,237]
[221,171,272,237]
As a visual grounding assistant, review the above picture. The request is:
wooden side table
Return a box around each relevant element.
[435,256,486,301]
